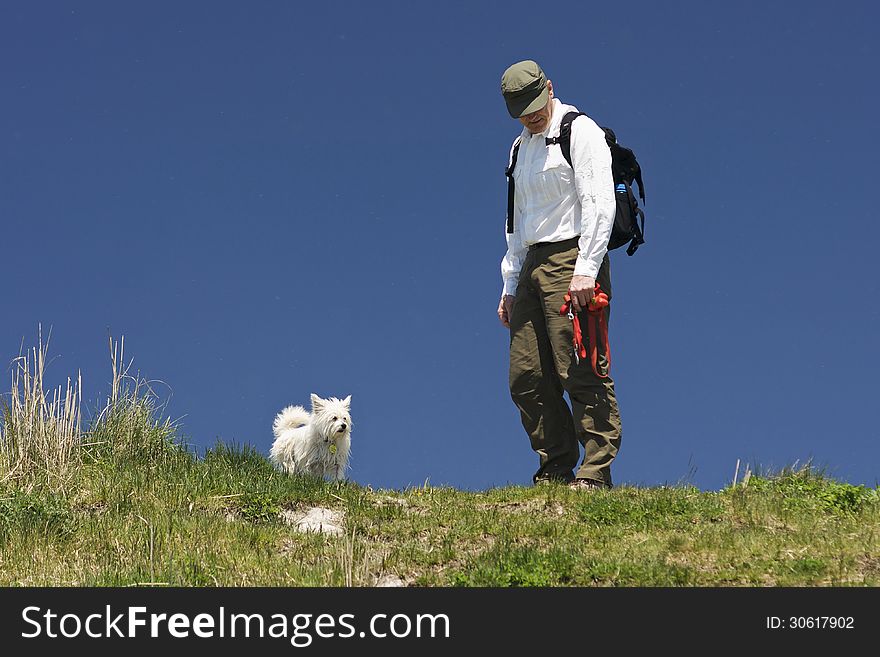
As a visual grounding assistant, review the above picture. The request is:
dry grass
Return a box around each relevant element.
[0,330,175,490]
[83,335,178,465]
[0,326,81,491]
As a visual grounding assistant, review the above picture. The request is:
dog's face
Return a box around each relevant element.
[310,393,352,441]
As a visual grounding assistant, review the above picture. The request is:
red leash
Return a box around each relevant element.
[560,284,611,378]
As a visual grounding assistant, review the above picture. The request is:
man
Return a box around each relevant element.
[498,60,622,490]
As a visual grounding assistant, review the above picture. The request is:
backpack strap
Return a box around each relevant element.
[634,168,646,203]
[545,111,584,169]
[627,204,646,256]
[505,137,522,234]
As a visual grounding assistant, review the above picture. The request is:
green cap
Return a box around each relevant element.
[501,60,549,118]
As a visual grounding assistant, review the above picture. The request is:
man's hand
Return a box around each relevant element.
[568,275,596,313]
[498,295,516,328]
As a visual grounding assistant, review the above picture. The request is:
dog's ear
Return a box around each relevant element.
[343,395,351,409]
[310,393,325,413]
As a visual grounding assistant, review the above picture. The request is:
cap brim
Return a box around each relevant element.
[505,86,549,118]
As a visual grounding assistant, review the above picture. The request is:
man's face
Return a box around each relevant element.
[518,83,553,134]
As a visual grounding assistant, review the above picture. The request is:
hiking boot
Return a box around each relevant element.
[534,473,575,486]
[568,478,608,491]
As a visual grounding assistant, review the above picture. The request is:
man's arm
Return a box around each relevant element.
[499,138,527,326]
[568,116,615,311]
[499,227,525,326]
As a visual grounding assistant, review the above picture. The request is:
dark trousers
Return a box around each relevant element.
[508,238,622,486]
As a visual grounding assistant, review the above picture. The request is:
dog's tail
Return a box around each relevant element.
[273,405,310,437]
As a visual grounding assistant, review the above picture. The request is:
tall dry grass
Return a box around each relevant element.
[0,327,82,490]
[1,330,178,490]
[84,334,178,465]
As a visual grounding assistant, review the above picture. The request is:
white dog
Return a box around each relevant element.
[270,394,352,481]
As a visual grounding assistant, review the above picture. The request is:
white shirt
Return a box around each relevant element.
[501,98,616,297]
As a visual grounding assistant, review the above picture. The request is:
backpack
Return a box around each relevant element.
[506,111,646,256]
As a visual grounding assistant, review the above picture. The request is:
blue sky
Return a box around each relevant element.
[2,1,878,492]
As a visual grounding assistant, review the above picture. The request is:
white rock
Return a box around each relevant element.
[281,507,344,535]
[375,574,406,587]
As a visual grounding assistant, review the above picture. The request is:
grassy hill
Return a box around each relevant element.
[2,338,878,586]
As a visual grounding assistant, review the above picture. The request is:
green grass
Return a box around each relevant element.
[1,335,878,586]
[1,442,878,586]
